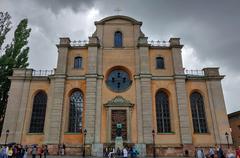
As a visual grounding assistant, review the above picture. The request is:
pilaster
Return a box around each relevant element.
[85,36,101,156]
[0,69,33,144]
[46,38,70,144]
[170,38,184,75]
[170,38,192,144]
[204,68,232,144]
[56,37,70,75]
[46,75,66,144]
[175,77,192,144]
[137,37,153,144]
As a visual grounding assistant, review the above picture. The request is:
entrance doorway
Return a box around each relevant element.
[111,110,127,140]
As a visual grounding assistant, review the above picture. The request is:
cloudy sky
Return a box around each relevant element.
[1,0,239,113]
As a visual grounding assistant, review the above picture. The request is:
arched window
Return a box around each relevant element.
[156,57,164,69]
[69,91,83,132]
[156,90,171,133]
[114,31,123,47]
[29,91,47,133]
[74,57,82,69]
[190,92,208,133]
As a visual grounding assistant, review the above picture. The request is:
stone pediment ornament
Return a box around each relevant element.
[104,96,134,107]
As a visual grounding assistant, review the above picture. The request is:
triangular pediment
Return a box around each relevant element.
[104,96,134,107]
[95,15,142,25]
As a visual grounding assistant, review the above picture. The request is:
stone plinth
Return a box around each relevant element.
[115,137,124,150]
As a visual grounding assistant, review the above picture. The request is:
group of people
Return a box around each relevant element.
[105,146,139,158]
[196,145,240,158]
[0,144,48,158]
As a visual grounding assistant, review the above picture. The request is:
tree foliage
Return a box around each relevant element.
[0,12,31,133]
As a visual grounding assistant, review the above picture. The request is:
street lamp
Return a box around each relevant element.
[83,129,87,157]
[5,129,9,145]
[152,129,156,158]
[225,132,229,149]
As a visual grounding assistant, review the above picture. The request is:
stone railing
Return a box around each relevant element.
[32,70,54,76]
[148,40,170,47]
[70,40,89,47]
[185,69,205,76]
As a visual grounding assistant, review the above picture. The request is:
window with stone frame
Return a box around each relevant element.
[156,57,164,69]
[190,92,208,133]
[74,56,82,69]
[29,91,47,133]
[114,31,123,47]
[69,91,83,132]
[155,90,171,133]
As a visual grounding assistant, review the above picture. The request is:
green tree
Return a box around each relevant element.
[0,12,31,133]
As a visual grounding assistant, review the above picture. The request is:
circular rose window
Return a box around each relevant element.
[106,69,132,92]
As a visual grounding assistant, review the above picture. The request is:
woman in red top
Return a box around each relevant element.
[236,146,240,158]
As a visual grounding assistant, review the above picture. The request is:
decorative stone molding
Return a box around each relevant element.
[169,38,183,48]
[138,37,149,47]
[57,37,71,48]
[104,96,134,107]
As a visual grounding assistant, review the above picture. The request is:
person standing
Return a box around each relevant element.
[236,146,240,158]
[217,146,224,158]
[38,146,43,158]
[31,146,37,158]
[8,147,13,158]
[196,148,205,158]
[209,147,215,158]
[43,145,48,158]
[23,146,28,158]
[123,147,128,158]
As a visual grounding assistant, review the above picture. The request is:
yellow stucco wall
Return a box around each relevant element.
[101,48,137,143]
[186,80,216,145]
[61,80,86,144]
[152,80,181,145]
[149,49,174,76]
[21,80,50,145]
[67,48,88,76]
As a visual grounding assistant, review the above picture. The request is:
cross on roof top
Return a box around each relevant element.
[114,8,122,15]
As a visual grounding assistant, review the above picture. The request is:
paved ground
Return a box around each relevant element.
[44,156,192,158]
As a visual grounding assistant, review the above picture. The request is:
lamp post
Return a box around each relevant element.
[83,129,87,157]
[152,129,156,158]
[5,129,9,145]
[225,132,229,149]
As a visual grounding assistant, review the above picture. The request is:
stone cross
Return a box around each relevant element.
[114,8,122,15]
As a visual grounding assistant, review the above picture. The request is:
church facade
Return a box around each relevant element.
[0,15,232,156]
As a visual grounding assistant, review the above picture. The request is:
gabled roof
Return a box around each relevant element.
[95,15,142,25]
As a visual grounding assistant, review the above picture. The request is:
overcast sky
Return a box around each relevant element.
[1,0,239,114]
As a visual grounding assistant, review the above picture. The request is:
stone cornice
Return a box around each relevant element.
[169,45,184,49]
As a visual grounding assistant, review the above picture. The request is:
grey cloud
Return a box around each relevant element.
[33,0,96,14]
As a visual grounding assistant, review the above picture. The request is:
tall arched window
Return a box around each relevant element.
[114,31,123,47]
[156,57,164,69]
[69,91,83,132]
[29,91,47,133]
[190,92,208,133]
[74,56,82,69]
[156,90,171,133]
